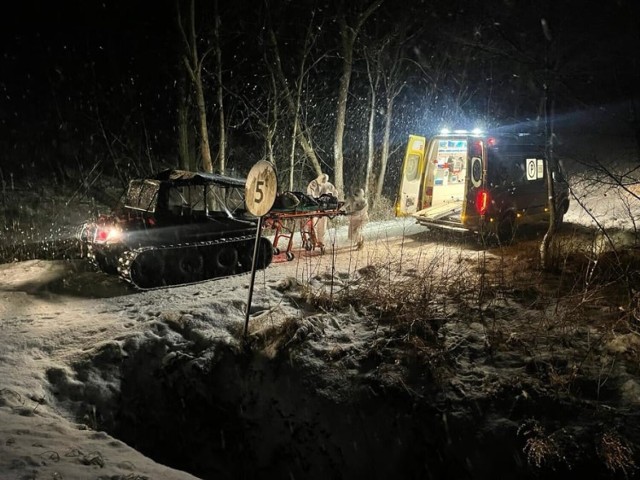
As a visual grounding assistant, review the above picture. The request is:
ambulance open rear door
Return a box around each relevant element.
[395,135,428,217]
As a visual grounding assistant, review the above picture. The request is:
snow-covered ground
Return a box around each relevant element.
[0,176,639,479]
[0,216,434,479]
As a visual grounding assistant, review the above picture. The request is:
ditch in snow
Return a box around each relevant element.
[44,306,635,480]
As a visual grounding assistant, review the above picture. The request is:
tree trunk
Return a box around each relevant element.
[177,73,191,170]
[267,26,323,176]
[540,91,557,270]
[289,112,299,191]
[333,1,383,198]
[373,31,406,206]
[214,0,226,174]
[267,72,278,166]
[178,0,213,173]
[289,13,315,190]
[194,70,213,173]
[375,96,393,204]
[539,18,558,270]
[363,46,381,198]
[333,20,354,197]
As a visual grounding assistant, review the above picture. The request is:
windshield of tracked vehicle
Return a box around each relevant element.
[167,185,206,213]
[206,184,245,216]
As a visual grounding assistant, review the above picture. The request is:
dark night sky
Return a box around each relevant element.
[1,1,174,121]
[1,0,638,179]
[2,1,636,114]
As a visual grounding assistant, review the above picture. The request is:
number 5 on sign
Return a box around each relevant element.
[245,160,277,216]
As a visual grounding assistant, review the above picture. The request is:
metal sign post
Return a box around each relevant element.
[243,160,277,340]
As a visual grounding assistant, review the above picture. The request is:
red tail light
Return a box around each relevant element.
[476,189,489,215]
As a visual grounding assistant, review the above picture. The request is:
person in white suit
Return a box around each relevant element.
[306,173,338,249]
[345,188,368,250]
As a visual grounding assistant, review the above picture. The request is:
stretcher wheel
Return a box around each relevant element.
[274,247,281,255]
[286,252,294,261]
[304,241,313,251]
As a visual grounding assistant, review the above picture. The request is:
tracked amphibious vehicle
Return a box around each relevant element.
[79,169,273,289]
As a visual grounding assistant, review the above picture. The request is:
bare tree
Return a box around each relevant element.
[374,36,408,206]
[333,0,384,197]
[224,67,279,169]
[213,0,226,173]
[266,20,323,177]
[176,70,193,170]
[177,0,213,173]
[287,11,318,190]
[362,39,383,198]
[539,18,559,270]
[266,71,279,166]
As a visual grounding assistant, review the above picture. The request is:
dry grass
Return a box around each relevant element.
[598,431,637,477]
[286,231,640,378]
[253,225,640,468]
[518,419,562,468]
[245,315,302,358]
[317,252,472,333]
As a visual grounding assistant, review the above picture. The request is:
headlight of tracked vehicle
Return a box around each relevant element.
[94,225,123,244]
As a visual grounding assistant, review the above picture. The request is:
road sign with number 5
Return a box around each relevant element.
[245,160,277,217]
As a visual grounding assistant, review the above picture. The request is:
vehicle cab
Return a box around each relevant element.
[395,130,569,240]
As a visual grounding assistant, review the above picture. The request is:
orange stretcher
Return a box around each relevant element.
[263,194,345,261]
